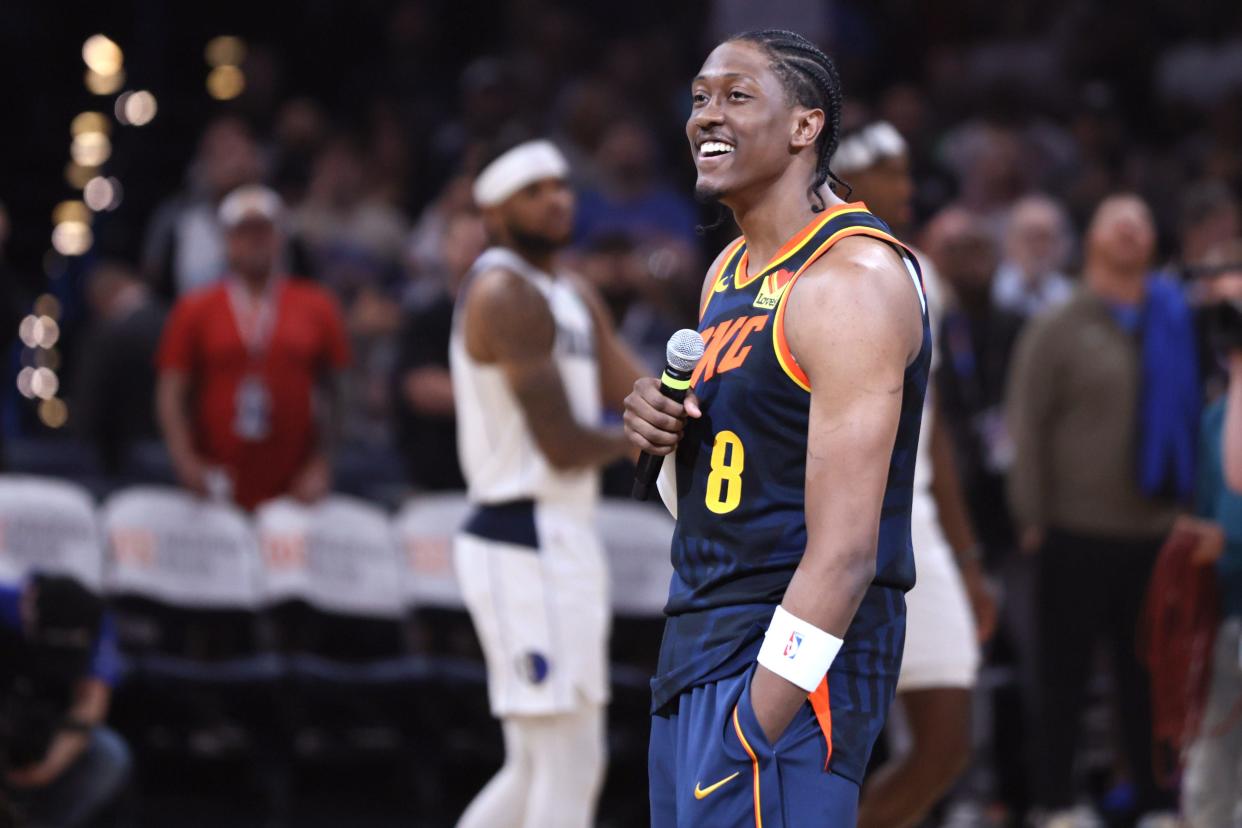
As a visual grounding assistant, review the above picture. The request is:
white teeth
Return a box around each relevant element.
[700,141,734,156]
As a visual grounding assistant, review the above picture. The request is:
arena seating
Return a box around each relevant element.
[0,474,676,820]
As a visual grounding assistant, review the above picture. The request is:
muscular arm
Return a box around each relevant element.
[466,268,630,471]
[749,238,925,743]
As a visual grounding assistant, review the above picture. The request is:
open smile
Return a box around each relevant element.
[695,137,736,170]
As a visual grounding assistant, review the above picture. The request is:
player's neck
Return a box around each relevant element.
[731,180,845,273]
[509,245,557,276]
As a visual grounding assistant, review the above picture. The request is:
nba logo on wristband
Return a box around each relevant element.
[758,606,845,693]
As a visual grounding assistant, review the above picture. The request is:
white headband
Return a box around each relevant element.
[473,139,570,208]
[831,122,908,175]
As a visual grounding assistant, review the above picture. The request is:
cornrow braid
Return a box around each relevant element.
[730,29,849,211]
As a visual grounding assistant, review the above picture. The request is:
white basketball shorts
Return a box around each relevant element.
[897,496,981,692]
[453,499,610,717]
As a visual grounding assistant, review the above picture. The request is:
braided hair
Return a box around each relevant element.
[730,29,850,211]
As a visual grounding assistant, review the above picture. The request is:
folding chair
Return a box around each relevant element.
[254,495,422,777]
[596,497,675,822]
[0,475,102,589]
[100,486,282,815]
[393,492,494,817]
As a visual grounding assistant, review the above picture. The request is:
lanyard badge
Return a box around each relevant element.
[228,277,281,442]
[234,374,272,441]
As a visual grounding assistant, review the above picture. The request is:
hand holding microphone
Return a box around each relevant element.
[625,329,706,500]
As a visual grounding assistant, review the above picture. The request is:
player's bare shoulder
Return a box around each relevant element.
[463,266,556,362]
[786,234,924,364]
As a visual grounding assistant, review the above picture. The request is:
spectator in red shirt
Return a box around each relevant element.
[156,185,350,511]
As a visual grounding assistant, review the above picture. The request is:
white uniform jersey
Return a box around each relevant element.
[450,246,603,515]
[912,248,943,501]
[901,249,980,692]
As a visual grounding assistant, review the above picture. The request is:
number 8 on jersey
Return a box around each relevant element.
[705,429,745,514]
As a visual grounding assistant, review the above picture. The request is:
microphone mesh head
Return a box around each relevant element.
[666,328,706,373]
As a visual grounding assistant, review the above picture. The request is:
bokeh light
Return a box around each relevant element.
[18,316,59,350]
[85,68,126,95]
[30,368,59,401]
[207,65,245,100]
[84,176,123,211]
[15,368,34,400]
[65,162,96,189]
[71,112,110,137]
[205,36,246,67]
[71,131,112,166]
[51,221,93,256]
[38,398,69,429]
[116,90,157,126]
[52,200,90,225]
[34,295,62,319]
[35,316,60,349]
[82,35,123,75]
[18,316,39,348]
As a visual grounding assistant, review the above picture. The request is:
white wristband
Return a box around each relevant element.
[756,605,844,692]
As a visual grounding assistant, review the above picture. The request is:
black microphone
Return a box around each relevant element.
[632,329,706,501]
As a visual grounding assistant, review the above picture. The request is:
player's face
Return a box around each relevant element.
[687,41,810,205]
[499,177,575,251]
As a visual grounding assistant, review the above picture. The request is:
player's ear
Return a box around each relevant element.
[790,107,824,152]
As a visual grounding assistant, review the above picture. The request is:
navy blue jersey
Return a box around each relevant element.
[650,203,931,783]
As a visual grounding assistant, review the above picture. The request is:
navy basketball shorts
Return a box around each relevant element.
[649,666,858,828]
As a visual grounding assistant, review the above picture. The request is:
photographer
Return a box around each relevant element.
[1184,239,1242,826]
[0,575,129,827]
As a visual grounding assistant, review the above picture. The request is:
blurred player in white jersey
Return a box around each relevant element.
[450,137,646,828]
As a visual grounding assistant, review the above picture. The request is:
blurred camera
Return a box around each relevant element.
[1189,261,1242,353]
[0,692,60,770]
[1205,297,1242,353]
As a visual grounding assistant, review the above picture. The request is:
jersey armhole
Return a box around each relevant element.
[771,226,925,393]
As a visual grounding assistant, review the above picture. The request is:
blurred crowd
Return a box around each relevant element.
[3,0,1242,826]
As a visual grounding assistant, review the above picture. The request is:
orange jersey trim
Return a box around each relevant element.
[731,705,764,828]
[733,202,869,290]
[699,237,746,322]
[808,676,834,770]
[772,225,912,392]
